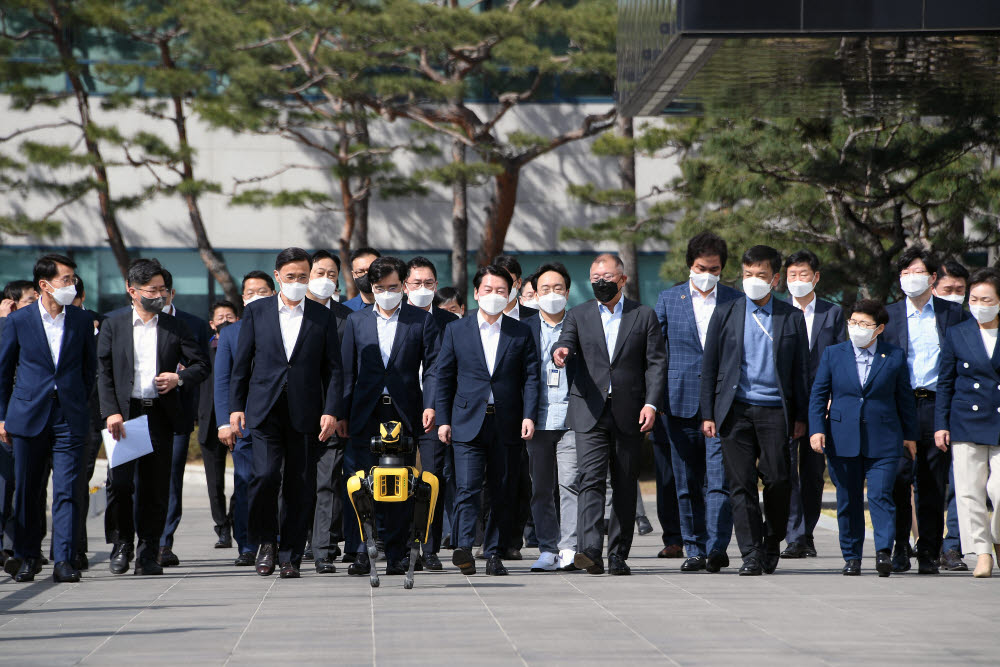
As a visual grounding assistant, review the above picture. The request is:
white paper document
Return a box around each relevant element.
[101,415,154,468]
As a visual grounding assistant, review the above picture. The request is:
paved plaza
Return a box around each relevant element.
[1,467,997,666]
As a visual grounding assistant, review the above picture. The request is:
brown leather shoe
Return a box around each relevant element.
[657,544,684,558]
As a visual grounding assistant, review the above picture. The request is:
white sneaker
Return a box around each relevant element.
[558,549,578,571]
[531,552,559,572]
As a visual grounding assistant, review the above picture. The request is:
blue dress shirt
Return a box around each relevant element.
[537,317,568,430]
[906,298,940,391]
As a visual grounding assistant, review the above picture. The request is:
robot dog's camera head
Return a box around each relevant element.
[370,421,415,455]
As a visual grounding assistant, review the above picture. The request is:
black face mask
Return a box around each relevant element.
[140,295,165,314]
[591,278,620,304]
[354,272,372,295]
[215,320,233,335]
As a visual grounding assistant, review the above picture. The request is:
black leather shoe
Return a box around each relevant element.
[330,546,342,559]
[73,552,89,571]
[255,543,276,576]
[574,549,605,575]
[385,559,407,575]
[303,544,314,561]
[134,557,163,576]
[157,546,179,567]
[53,561,81,583]
[234,552,256,566]
[279,561,300,578]
[452,548,476,575]
[917,554,940,575]
[422,553,443,571]
[636,515,654,536]
[763,551,780,574]
[348,552,371,576]
[802,536,818,557]
[342,552,356,563]
[3,556,20,577]
[780,542,807,558]
[503,548,522,561]
[214,536,233,549]
[315,557,337,574]
[608,554,631,576]
[681,555,706,572]
[14,557,40,582]
[842,559,861,576]
[739,557,764,576]
[876,550,892,577]
[940,549,969,571]
[109,543,130,575]
[705,550,730,573]
[485,556,508,576]
[891,546,911,572]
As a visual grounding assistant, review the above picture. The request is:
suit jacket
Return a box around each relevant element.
[555,297,666,435]
[422,307,459,406]
[935,318,1000,445]
[809,339,917,458]
[97,309,210,432]
[171,307,211,434]
[513,304,538,320]
[700,296,809,429]
[882,296,969,370]
[341,304,441,438]
[196,342,218,445]
[0,303,97,439]
[805,297,846,385]
[655,282,741,419]
[213,320,242,429]
[230,295,342,431]
[435,311,539,443]
[525,313,577,424]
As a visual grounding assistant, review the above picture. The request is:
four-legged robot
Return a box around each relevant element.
[347,421,439,589]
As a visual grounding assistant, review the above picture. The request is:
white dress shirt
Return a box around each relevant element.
[376,306,400,394]
[793,295,816,348]
[689,282,717,348]
[982,327,998,359]
[131,308,159,399]
[478,310,502,403]
[506,303,522,321]
[38,297,65,370]
[277,296,304,360]
[598,298,623,395]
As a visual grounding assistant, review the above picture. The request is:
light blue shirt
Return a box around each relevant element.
[375,306,399,395]
[736,296,782,407]
[853,343,874,387]
[598,298,623,395]
[906,298,940,391]
[537,317,568,430]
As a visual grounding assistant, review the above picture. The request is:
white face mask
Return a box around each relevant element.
[787,280,815,299]
[374,290,403,312]
[742,276,772,301]
[521,298,538,310]
[47,283,77,307]
[308,277,337,300]
[937,293,965,305]
[900,274,931,299]
[507,287,519,305]
[244,294,267,307]
[477,293,508,316]
[537,293,567,315]
[848,325,877,348]
[279,280,308,302]
[689,271,720,292]
[407,287,434,309]
[971,304,1000,324]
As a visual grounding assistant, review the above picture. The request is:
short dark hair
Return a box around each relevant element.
[367,256,404,285]
[784,249,820,272]
[741,245,782,274]
[3,280,35,303]
[473,264,513,292]
[531,262,572,291]
[969,267,1000,298]
[895,245,938,276]
[73,274,85,296]
[938,259,970,284]
[407,256,438,280]
[127,258,165,287]
[686,231,729,269]
[852,299,889,327]
[160,267,173,291]
[241,270,274,292]
[210,300,237,318]
[33,253,76,291]
[435,286,465,309]
[274,247,311,272]
[492,255,523,281]
[311,249,341,272]
[349,247,381,266]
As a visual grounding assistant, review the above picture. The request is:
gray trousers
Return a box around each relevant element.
[526,430,578,554]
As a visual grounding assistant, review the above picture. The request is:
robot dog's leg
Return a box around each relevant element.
[403,471,440,590]
[347,472,381,588]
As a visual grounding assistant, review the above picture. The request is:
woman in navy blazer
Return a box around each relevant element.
[935,268,1000,577]
[808,300,917,576]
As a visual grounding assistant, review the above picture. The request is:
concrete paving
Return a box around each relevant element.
[1,467,997,666]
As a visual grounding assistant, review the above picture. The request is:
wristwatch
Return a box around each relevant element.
[177,376,184,387]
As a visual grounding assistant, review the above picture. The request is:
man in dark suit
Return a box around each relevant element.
[701,245,809,576]
[0,255,96,583]
[343,247,380,312]
[230,248,343,579]
[341,256,441,576]
[404,256,458,571]
[98,258,210,576]
[781,249,846,560]
[654,232,739,572]
[883,245,970,574]
[552,253,666,576]
[437,265,539,576]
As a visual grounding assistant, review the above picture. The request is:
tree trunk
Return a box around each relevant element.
[617,116,640,301]
[353,110,371,248]
[450,140,469,294]
[337,119,359,298]
[476,164,519,267]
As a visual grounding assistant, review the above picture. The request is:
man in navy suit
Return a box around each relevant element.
[341,256,441,576]
[437,265,539,576]
[701,245,810,576]
[215,271,275,567]
[883,245,970,574]
[230,248,343,579]
[655,232,739,572]
[781,250,846,560]
[0,255,96,583]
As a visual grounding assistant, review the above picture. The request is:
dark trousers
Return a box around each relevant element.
[943,465,962,554]
[309,438,345,561]
[576,399,641,559]
[786,435,826,545]
[662,414,732,556]
[503,442,532,551]
[201,430,233,541]
[650,416,682,548]
[719,401,790,560]
[0,439,13,553]
[159,431,192,548]
[418,432,447,555]
[248,393,313,564]
[231,436,254,554]
[828,452,896,561]
[893,395,950,558]
[453,414,511,558]
[12,397,83,563]
[105,400,173,561]
[74,425,103,556]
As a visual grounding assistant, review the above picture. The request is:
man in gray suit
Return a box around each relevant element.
[552,254,666,576]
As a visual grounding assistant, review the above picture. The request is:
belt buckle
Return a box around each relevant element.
[914,388,930,399]
[142,398,154,408]
[381,396,392,405]
[485,404,495,415]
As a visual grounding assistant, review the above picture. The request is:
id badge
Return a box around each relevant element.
[547,368,561,387]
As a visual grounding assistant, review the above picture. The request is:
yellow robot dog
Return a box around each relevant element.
[347,421,439,589]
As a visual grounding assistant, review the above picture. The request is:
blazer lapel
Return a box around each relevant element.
[467,313,490,374]
[863,341,888,391]
[989,328,1000,375]
[611,299,639,363]
[768,301,784,365]
[492,316,514,375]
[386,309,406,368]
[156,316,171,373]
[288,304,314,363]
[809,302,827,350]
[734,298,747,365]
[26,306,56,372]
[364,307,384,369]
[681,285,701,351]
[56,309,75,370]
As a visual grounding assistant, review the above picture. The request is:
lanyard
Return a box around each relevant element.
[751,310,773,342]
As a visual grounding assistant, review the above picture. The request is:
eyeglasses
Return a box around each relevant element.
[243,288,271,297]
[536,285,567,295]
[137,287,170,297]
[900,269,929,276]
[352,269,369,278]
[590,274,619,282]
[847,319,879,330]
[405,279,437,290]
[372,285,402,294]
